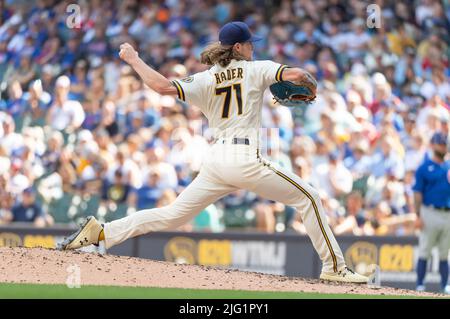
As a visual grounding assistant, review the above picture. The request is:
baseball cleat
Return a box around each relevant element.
[416,285,426,292]
[320,267,369,284]
[59,216,103,250]
[443,285,450,295]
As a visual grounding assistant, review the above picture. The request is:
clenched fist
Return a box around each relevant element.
[119,43,139,65]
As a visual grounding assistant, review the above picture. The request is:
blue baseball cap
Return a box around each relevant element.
[328,149,340,161]
[23,187,35,195]
[219,21,262,45]
[430,132,448,145]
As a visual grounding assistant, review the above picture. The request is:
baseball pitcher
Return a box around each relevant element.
[60,21,368,283]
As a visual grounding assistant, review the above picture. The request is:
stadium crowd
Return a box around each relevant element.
[0,0,449,236]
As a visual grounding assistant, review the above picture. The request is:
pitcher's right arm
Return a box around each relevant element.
[119,43,178,96]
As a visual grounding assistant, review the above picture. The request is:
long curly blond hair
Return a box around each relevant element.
[200,42,247,67]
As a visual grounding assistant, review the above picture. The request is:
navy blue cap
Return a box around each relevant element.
[145,140,156,150]
[219,21,262,45]
[430,132,448,145]
[328,149,340,161]
[23,187,35,195]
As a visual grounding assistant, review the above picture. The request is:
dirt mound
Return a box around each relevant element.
[0,247,444,297]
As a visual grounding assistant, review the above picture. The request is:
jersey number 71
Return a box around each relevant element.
[215,83,243,118]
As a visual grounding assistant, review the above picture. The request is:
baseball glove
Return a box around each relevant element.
[269,72,317,107]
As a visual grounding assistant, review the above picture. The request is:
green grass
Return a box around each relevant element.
[0,283,436,299]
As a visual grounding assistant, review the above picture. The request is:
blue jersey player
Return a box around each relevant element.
[413,132,450,294]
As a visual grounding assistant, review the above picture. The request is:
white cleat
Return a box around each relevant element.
[320,267,369,284]
[59,216,103,250]
[443,285,450,295]
[416,285,426,292]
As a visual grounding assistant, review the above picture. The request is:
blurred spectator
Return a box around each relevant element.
[128,95,161,130]
[0,113,24,156]
[404,132,427,171]
[2,80,24,119]
[193,204,224,232]
[0,173,14,223]
[35,20,61,65]
[334,191,367,236]
[313,150,353,200]
[1,187,53,227]
[46,76,85,134]
[417,95,449,136]
[54,148,77,194]
[156,189,177,208]
[39,64,57,94]
[60,36,82,72]
[144,145,177,190]
[73,130,103,189]
[97,100,121,141]
[129,169,165,211]
[342,18,371,61]
[83,23,111,64]
[81,99,101,131]
[370,135,405,180]
[222,190,256,229]
[367,200,416,236]
[4,54,37,88]
[105,145,140,190]
[255,201,286,233]
[292,156,317,187]
[68,60,90,102]
[21,79,52,129]
[101,169,131,204]
[41,131,64,173]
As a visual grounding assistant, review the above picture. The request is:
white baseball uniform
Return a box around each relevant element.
[103,59,345,273]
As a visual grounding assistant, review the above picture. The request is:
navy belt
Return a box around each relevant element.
[216,138,250,145]
[232,138,250,145]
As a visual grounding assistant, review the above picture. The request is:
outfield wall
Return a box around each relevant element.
[1,223,448,292]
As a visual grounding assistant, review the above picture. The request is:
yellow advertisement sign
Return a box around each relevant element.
[23,235,55,248]
[164,236,198,264]
[345,241,415,274]
[163,237,286,274]
[0,233,22,247]
[379,244,414,272]
[345,241,378,275]
[0,232,56,248]
[198,239,232,266]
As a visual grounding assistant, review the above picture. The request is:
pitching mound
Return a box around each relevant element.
[0,247,443,297]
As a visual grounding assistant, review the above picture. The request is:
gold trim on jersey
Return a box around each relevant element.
[275,65,288,82]
[172,80,185,101]
[260,161,338,273]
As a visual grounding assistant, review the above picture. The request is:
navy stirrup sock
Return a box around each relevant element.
[416,258,427,286]
[439,260,449,289]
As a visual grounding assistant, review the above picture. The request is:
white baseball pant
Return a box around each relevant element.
[103,140,345,273]
[418,205,450,260]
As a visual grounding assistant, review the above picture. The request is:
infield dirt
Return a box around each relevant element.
[0,247,445,297]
